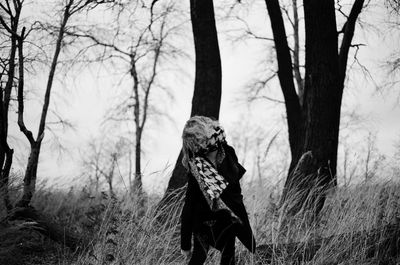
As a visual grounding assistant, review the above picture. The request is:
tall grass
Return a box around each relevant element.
[5,178,400,264]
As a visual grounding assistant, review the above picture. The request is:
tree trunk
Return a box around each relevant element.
[1,112,13,211]
[135,131,142,191]
[281,0,342,214]
[17,143,41,208]
[128,148,133,193]
[0,146,13,211]
[264,0,305,206]
[162,0,222,199]
[16,1,72,208]
[0,3,20,212]
[301,0,341,180]
[266,0,364,215]
[264,0,305,175]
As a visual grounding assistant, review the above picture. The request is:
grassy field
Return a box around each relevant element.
[1,180,400,264]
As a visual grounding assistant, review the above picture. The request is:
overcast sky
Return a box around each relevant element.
[8,0,400,194]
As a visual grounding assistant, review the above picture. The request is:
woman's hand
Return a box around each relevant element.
[181,249,192,259]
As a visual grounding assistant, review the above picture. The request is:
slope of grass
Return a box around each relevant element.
[1,181,400,264]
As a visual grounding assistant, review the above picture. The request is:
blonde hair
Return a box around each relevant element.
[181,116,223,170]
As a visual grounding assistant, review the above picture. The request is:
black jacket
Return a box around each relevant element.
[180,144,256,253]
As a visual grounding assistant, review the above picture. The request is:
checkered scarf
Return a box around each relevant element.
[196,125,226,156]
[188,126,240,223]
[189,157,228,204]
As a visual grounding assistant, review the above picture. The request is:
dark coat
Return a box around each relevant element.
[180,144,256,253]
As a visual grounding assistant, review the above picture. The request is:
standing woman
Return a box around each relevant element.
[180,116,256,265]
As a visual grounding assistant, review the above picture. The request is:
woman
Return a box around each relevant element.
[180,116,256,265]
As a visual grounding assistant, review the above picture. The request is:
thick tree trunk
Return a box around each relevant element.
[281,0,341,214]
[165,151,186,194]
[301,0,341,182]
[162,0,222,199]
[17,143,41,208]
[189,0,222,118]
[266,0,364,216]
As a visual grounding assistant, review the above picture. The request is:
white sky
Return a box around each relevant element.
[7,0,400,194]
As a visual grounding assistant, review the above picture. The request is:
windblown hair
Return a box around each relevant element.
[181,116,225,170]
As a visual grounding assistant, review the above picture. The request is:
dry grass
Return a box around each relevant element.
[2,179,400,264]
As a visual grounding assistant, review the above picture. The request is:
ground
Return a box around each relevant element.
[0,221,72,265]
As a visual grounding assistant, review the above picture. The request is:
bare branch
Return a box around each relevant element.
[264,0,303,156]
[17,27,35,144]
[336,0,349,19]
[386,0,400,13]
[254,96,285,104]
[338,0,365,84]
[291,0,303,104]
[36,0,72,143]
[0,2,13,17]
[235,15,274,42]
[64,29,130,57]
[0,16,14,35]
[281,5,295,29]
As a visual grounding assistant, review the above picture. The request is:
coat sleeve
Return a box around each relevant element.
[224,144,246,180]
[180,173,194,250]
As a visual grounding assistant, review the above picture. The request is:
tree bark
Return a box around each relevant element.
[265,0,365,215]
[135,130,142,190]
[291,0,341,213]
[17,143,41,207]
[162,0,222,199]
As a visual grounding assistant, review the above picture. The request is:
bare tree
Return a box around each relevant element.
[339,143,358,187]
[65,0,184,197]
[362,132,387,182]
[83,140,103,193]
[226,0,368,215]
[14,0,114,208]
[262,0,366,216]
[0,0,22,212]
[82,137,128,195]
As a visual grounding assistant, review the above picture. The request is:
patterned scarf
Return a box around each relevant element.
[188,126,240,223]
[189,157,228,207]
